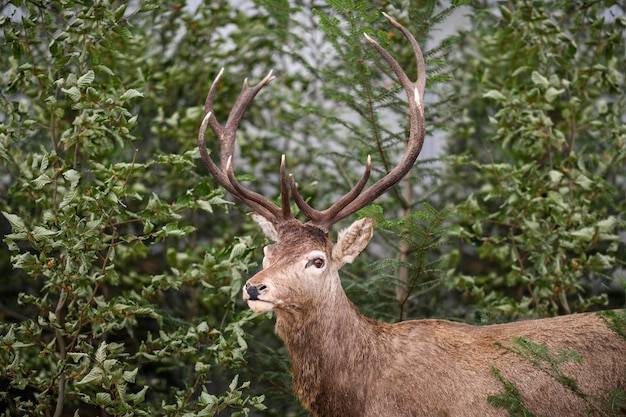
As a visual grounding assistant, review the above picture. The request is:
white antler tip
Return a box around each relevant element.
[202,111,212,125]
[265,69,276,82]
[363,33,374,43]
[381,12,397,25]
[225,155,233,170]
[414,87,421,107]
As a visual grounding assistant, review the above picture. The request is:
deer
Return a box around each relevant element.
[197,13,626,417]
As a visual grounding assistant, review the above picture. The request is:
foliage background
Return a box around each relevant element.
[0,0,624,416]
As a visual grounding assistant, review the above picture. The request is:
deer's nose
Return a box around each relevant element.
[245,282,267,300]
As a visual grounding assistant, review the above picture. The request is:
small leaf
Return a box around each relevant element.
[545,87,564,103]
[483,90,507,101]
[569,227,595,242]
[62,169,81,188]
[229,374,239,391]
[114,3,127,21]
[2,212,27,233]
[62,86,81,101]
[120,89,144,101]
[531,71,549,87]
[32,174,53,189]
[229,242,248,260]
[197,321,209,333]
[196,199,214,213]
[95,392,113,406]
[31,226,59,241]
[523,218,540,232]
[67,352,89,362]
[138,3,160,12]
[195,361,210,373]
[123,368,138,383]
[596,216,616,232]
[95,341,107,363]
[77,70,95,87]
[574,174,593,190]
[77,366,104,385]
[129,386,148,405]
[548,170,563,185]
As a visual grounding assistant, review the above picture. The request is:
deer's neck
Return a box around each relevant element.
[274,290,384,416]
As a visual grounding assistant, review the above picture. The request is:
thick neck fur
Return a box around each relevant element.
[274,287,384,417]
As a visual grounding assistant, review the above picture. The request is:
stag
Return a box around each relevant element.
[198,13,626,417]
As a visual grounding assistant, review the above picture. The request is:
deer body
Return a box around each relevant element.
[284,313,624,417]
[249,218,626,417]
[197,13,626,417]
[280,297,624,417]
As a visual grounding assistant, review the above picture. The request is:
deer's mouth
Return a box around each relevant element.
[246,299,275,313]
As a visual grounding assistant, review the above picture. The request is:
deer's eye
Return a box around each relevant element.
[306,257,325,269]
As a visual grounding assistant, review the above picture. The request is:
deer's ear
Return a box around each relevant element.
[332,217,374,265]
[250,213,279,242]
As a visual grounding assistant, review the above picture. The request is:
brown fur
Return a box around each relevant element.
[243,218,626,417]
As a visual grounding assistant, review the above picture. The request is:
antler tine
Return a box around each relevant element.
[378,12,426,106]
[198,68,287,222]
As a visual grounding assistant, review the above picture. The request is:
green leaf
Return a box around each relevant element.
[120,89,144,101]
[229,374,239,391]
[545,86,564,103]
[31,226,59,241]
[138,3,160,12]
[596,216,616,232]
[128,385,149,405]
[548,170,563,184]
[95,341,107,363]
[483,90,507,101]
[67,352,89,362]
[32,174,53,189]
[114,4,127,21]
[62,86,81,101]
[569,227,595,242]
[62,169,81,188]
[77,70,95,87]
[2,212,27,233]
[229,241,248,260]
[76,366,104,385]
[123,368,138,383]
[95,392,113,406]
[531,71,549,87]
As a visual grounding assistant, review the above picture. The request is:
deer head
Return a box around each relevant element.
[197,13,425,314]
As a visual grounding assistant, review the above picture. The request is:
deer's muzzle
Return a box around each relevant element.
[244,282,267,300]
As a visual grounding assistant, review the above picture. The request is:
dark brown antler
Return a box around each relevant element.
[198,68,292,223]
[198,13,426,231]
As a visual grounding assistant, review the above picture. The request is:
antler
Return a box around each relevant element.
[198,13,426,231]
[198,68,293,223]
[289,13,426,230]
